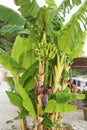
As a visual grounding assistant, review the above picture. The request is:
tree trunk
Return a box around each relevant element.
[34,60,45,130]
[56,113,62,130]
[20,118,29,130]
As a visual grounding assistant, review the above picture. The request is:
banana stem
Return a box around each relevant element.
[44,60,48,87]
[20,119,25,130]
[20,118,28,130]
[13,75,29,130]
[33,124,37,130]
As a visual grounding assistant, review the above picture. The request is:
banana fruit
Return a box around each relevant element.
[35,41,57,61]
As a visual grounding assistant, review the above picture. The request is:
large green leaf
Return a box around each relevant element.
[46,0,57,8]
[35,7,57,42]
[11,36,30,61]
[14,0,31,6]
[45,89,85,113]
[24,78,35,91]
[0,48,25,74]
[16,109,29,119]
[21,50,36,69]
[19,61,38,91]
[69,32,86,58]
[58,0,82,20]
[6,77,15,90]
[42,115,53,128]
[0,5,26,26]
[6,91,23,109]
[57,1,87,56]
[11,35,36,69]
[56,88,85,103]
[14,0,40,21]
[19,61,38,85]
[44,100,77,113]
[16,83,36,118]
[35,7,51,27]
[44,100,56,113]
[0,25,29,35]
[55,103,77,112]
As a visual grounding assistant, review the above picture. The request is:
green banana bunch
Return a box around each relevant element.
[35,41,57,60]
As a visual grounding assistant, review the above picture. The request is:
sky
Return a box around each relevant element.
[0,0,87,56]
[0,0,63,10]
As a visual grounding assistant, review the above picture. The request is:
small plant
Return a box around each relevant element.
[82,90,87,121]
[82,90,87,107]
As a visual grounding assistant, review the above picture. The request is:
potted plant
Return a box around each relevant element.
[82,90,87,121]
[0,0,86,130]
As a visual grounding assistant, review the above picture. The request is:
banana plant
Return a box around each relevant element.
[0,0,87,130]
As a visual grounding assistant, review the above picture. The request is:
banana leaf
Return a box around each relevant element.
[14,0,40,21]
[57,1,87,56]
[44,100,77,113]
[16,83,36,119]
[0,48,25,74]
[46,0,57,8]
[58,0,82,19]
[6,91,23,109]
[0,25,29,35]
[11,35,37,69]
[0,5,26,26]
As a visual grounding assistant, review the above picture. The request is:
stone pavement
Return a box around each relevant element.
[0,81,21,130]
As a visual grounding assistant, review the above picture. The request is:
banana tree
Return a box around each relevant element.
[0,0,87,130]
[0,21,16,54]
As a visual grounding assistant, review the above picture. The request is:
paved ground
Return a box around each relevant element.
[0,82,20,130]
[63,110,87,130]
